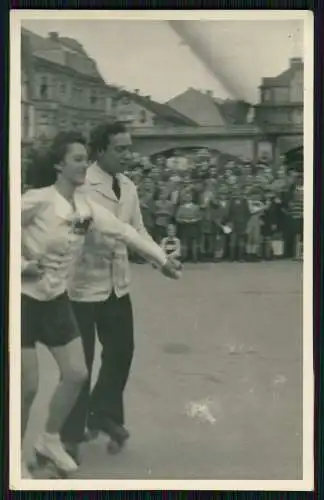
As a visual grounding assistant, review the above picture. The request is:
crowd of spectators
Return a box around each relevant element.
[22,142,303,263]
[124,148,304,263]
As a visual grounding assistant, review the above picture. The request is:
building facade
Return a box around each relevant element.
[254,57,304,162]
[21,29,111,141]
[255,57,303,127]
[21,33,36,143]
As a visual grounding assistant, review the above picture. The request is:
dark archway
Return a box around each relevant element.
[285,146,303,172]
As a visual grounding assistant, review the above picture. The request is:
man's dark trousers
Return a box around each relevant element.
[60,292,134,444]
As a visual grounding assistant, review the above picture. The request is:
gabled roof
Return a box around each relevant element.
[21,28,104,82]
[22,27,55,51]
[167,88,226,126]
[168,88,251,126]
[59,37,87,55]
[117,89,197,126]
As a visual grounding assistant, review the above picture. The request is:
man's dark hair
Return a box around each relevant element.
[26,131,87,189]
[88,122,126,161]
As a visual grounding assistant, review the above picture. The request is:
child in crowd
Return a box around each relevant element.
[246,189,266,261]
[161,224,181,260]
[227,186,250,262]
[154,188,175,243]
[175,190,201,262]
[261,189,278,260]
[211,187,230,261]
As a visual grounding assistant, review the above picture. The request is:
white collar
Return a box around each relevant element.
[87,162,125,185]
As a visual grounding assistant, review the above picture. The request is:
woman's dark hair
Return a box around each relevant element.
[88,122,126,161]
[25,131,87,189]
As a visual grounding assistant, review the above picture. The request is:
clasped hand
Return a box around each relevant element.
[161,257,183,280]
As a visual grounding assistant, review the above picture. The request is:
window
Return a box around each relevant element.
[90,90,97,105]
[97,95,104,109]
[153,116,163,126]
[290,80,303,103]
[111,97,117,108]
[37,112,51,137]
[139,110,147,123]
[39,113,49,126]
[59,82,66,98]
[106,97,112,112]
[40,76,49,100]
[73,86,80,103]
[274,87,289,103]
[21,71,28,101]
[262,89,271,102]
[59,119,67,130]
[274,109,289,124]
[291,109,303,124]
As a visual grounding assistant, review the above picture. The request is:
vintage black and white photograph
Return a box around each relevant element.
[10,10,313,491]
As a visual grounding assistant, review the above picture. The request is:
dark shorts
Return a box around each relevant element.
[21,292,80,348]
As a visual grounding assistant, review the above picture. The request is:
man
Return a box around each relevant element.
[60,122,181,460]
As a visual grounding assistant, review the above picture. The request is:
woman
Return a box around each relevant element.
[154,188,175,243]
[21,131,180,478]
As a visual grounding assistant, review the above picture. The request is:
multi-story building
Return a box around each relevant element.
[255,57,304,128]
[21,28,196,143]
[21,32,36,142]
[21,28,111,140]
[254,57,304,164]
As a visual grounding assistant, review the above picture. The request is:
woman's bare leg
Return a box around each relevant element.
[46,337,88,434]
[34,337,87,473]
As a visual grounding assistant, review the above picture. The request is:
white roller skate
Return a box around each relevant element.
[34,433,78,478]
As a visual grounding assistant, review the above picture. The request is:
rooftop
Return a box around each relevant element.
[261,58,303,88]
[115,88,198,126]
[168,87,252,126]
[21,28,105,82]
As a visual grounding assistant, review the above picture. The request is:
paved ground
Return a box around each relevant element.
[25,261,303,480]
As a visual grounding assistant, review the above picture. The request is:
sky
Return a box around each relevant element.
[22,18,304,104]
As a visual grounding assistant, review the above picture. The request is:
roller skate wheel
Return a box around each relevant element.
[34,451,68,478]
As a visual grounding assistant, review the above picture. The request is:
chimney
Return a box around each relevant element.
[205,90,214,98]
[49,32,59,41]
[134,89,140,95]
